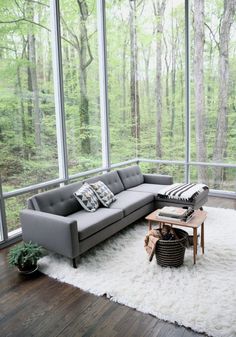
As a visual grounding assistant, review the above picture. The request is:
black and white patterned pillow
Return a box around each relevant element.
[74,183,99,212]
[90,181,116,207]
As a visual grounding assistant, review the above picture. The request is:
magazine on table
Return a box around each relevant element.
[156,207,194,222]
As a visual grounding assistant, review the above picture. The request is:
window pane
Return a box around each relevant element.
[190,166,236,192]
[60,0,102,174]
[106,0,185,164]
[5,192,34,235]
[190,0,236,187]
[5,183,62,235]
[106,0,137,164]
[0,1,59,192]
[139,162,185,182]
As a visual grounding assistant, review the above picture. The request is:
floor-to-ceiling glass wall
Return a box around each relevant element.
[60,0,103,174]
[106,0,137,164]
[0,0,235,245]
[190,0,236,191]
[0,0,59,234]
[106,0,185,180]
[138,0,185,181]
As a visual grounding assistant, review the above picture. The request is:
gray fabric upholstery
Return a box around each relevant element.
[143,174,173,185]
[79,202,154,254]
[117,165,144,189]
[30,181,83,216]
[109,190,153,216]
[67,208,123,240]
[128,183,168,199]
[85,171,124,195]
[27,198,34,210]
[21,165,209,266]
[21,209,79,258]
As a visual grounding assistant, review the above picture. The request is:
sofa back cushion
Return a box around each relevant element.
[117,165,144,189]
[29,181,83,216]
[85,171,124,195]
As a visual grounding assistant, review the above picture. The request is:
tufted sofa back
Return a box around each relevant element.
[85,171,124,195]
[27,166,145,216]
[29,181,83,216]
[117,165,144,189]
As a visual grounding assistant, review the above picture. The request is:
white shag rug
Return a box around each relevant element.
[39,207,236,337]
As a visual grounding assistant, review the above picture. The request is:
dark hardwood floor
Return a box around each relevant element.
[0,196,234,337]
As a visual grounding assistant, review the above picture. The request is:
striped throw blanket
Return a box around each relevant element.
[158,183,209,202]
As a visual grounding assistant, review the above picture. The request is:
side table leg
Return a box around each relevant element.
[148,220,152,231]
[201,222,205,254]
[193,228,197,264]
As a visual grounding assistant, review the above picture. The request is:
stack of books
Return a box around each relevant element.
[156,206,194,222]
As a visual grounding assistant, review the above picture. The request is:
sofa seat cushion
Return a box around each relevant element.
[109,190,154,216]
[67,208,123,240]
[127,183,169,199]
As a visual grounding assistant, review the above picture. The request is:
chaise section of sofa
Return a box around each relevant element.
[117,165,173,197]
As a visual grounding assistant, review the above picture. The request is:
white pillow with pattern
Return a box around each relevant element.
[74,183,99,212]
[90,181,116,207]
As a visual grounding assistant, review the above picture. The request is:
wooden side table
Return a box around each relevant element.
[145,209,207,264]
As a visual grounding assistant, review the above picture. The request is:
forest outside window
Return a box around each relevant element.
[106,0,185,173]
[60,0,103,175]
[0,0,59,235]
[0,0,59,192]
[190,0,236,189]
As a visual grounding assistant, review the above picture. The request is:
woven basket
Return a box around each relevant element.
[155,228,188,267]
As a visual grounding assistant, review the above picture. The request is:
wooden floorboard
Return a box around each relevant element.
[0,196,234,337]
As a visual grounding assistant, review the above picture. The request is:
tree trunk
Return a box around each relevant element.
[170,47,176,141]
[122,37,128,125]
[16,64,27,159]
[27,3,41,149]
[213,0,236,188]
[179,57,184,141]
[77,0,92,156]
[27,45,33,141]
[28,32,41,148]
[153,0,165,159]
[170,10,177,141]
[142,44,151,118]
[163,36,170,121]
[193,0,207,183]
[129,0,140,144]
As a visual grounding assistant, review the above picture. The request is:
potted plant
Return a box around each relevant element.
[8,241,43,274]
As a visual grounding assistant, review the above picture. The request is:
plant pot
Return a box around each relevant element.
[17,264,38,275]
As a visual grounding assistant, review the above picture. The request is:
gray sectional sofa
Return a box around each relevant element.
[21,165,208,267]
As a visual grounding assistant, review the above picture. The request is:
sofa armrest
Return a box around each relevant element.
[20,209,79,259]
[143,174,173,185]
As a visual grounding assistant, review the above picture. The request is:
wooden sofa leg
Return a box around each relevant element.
[72,257,78,269]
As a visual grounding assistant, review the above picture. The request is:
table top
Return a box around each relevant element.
[145,209,207,228]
